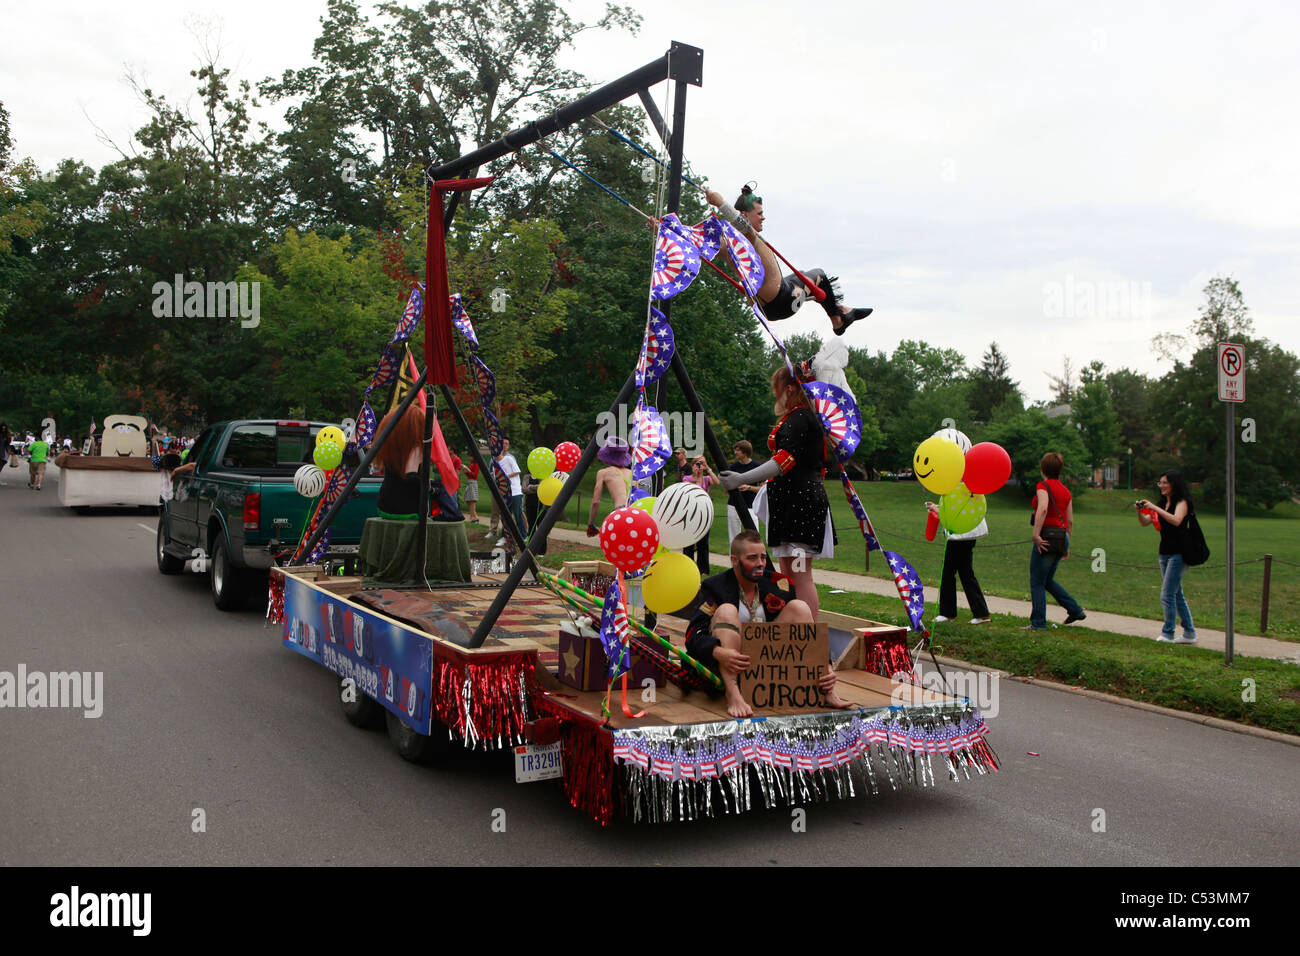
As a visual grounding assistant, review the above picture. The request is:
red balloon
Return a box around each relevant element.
[963,442,1012,494]
[555,441,581,472]
[599,506,660,574]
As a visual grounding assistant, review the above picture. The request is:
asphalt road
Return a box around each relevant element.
[1,468,1296,866]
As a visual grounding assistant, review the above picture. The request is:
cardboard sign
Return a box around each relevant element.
[738,622,830,712]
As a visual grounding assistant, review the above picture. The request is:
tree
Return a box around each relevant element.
[983,409,1090,497]
[968,341,1019,422]
[1045,355,1076,406]
[1071,375,1121,474]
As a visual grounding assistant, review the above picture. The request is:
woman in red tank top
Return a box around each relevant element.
[1026,452,1086,629]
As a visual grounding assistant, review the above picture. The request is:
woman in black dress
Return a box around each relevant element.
[722,365,835,616]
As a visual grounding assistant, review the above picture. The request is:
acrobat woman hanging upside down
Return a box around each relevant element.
[705,185,873,336]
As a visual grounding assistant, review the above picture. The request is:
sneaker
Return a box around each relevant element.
[933,615,954,623]
[1020,624,1047,630]
[1156,634,1176,643]
[969,617,990,625]
[495,537,506,547]
[1174,634,1197,645]
[1064,611,1087,624]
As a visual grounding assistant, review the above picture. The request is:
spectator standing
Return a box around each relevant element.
[1025,452,1086,630]
[725,440,763,542]
[1137,470,1198,644]
[682,456,721,576]
[925,500,990,624]
[28,433,51,490]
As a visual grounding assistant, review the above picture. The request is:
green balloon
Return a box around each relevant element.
[313,440,343,471]
[633,495,657,515]
[527,447,556,480]
[938,482,987,535]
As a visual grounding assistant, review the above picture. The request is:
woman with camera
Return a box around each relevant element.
[1136,470,1197,644]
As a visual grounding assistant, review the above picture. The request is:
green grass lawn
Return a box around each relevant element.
[529,538,1300,737]
[471,473,1300,641]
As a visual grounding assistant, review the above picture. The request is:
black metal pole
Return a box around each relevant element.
[437,384,533,564]
[298,366,429,561]
[467,371,640,647]
[428,42,701,181]
[637,88,671,147]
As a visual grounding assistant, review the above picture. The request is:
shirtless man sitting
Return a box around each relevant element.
[685,530,851,718]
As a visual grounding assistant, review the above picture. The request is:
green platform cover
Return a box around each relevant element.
[357,517,472,586]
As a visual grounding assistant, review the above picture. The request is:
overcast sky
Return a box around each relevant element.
[4,0,1297,404]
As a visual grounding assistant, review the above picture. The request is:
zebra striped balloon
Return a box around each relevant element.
[294,464,328,498]
[651,482,714,550]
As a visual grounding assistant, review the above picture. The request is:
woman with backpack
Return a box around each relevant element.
[1136,470,1198,644]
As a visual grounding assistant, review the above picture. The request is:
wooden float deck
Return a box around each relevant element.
[286,567,964,731]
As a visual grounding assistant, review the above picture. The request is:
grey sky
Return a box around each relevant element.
[4,0,1297,405]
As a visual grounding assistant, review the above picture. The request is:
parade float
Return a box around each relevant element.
[55,414,162,511]
[267,41,999,825]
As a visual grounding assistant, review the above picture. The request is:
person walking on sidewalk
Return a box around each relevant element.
[1025,452,1085,630]
[1136,470,1197,644]
[925,501,991,625]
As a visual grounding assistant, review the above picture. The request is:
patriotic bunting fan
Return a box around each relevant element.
[599,579,631,681]
[651,215,701,301]
[470,355,496,406]
[483,408,505,456]
[719,219,765,296]
[450,293,479,350]
[805,380,862,463]
[395,285,423,344]
[636,308,675,389]
[885,550,927,634]
[630,402,671,481]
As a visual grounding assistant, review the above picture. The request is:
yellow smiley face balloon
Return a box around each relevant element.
[913,436,965,495]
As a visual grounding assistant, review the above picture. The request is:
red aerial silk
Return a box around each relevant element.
[425,177,494,386]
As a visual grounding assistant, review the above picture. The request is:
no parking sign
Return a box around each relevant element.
[1218,343,1245,402]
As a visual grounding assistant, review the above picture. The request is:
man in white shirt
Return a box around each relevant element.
[494,439,527,543]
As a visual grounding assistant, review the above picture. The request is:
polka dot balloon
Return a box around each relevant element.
[554,441,581,472]
[599,506,661,574]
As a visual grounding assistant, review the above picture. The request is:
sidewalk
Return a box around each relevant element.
[536,525,1300,665]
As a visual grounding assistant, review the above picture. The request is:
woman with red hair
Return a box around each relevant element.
[372,405,460,521]
[721,366,835,617]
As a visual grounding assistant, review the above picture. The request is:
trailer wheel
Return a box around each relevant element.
[339,677,385,730]
[385,712,451,763]
[157,517,185,575]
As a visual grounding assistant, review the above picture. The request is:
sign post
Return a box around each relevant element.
[1217,343,1244,667]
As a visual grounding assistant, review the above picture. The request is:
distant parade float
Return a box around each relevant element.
[55,414,162,511]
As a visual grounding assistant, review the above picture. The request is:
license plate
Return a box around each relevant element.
[330,545,359,554]
[514,742,563,783]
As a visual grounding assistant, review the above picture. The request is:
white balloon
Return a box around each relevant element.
[294,464,327,498]
[932,427,971,455]
[652,483,715,549]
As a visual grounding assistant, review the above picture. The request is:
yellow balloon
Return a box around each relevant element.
[538,471,565,506]
[913,435,965,495]
[642,552,702,614]
[317,426,345,448]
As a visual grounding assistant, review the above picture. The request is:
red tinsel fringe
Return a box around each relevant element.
[431,651,537,748]
[267,571,286,627]
[536,696,617,827]
[865,635,915,682]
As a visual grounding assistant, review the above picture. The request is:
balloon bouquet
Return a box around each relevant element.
[913,428,1012,534]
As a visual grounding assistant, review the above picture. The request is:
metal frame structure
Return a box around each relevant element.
[304,40,761,648]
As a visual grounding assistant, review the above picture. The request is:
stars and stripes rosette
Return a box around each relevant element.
[599,578,631,681]
[630,401,671,481]
[885,550,927,634]
[450,293,479,350]
[370,345,400,392]
[483,408,505,457]
[395,284,423,344]
[635,307,675,389]
[650,214,702,301]
[718,219,765,296]
[470,354,496,406]
[805,380,862,463]
[355,402,378,449]
[662,213,723,261]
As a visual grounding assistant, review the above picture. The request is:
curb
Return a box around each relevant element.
[927,653,1300,749]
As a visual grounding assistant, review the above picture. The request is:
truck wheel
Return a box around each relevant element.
[157,517,185,575]
[340,677,385,730]
[210,536,249,611]
[385,712,452,763]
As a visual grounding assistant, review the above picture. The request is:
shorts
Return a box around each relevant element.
[463,480,478,502]
[29,461,46,478]
[760,273,809,321]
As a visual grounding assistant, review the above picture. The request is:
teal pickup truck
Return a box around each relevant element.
[156,420,381,610]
